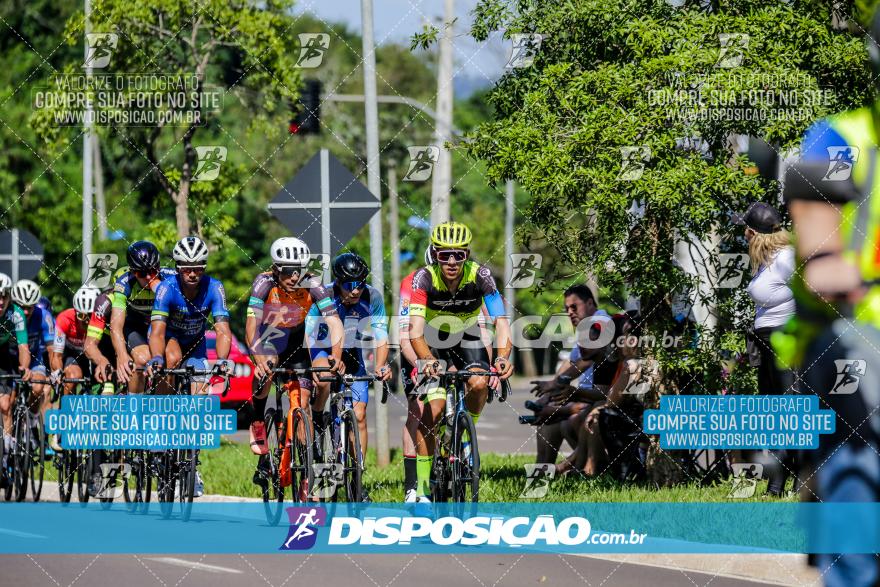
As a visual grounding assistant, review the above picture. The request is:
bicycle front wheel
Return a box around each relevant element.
[158,451,176,519]
[289,407,313,503]
[12,411,29,502]
[341,410,363,502]
[262,409,284,525]
[76,450,90,504]
[452,411,480,503]
[57,449,75,503]
[29,414,45,501]
[178,449,196,522]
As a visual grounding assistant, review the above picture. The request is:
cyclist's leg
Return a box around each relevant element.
[454,333,491,425]
[401,357,423,498]
[309,348,332,415]
[349,356,369,456]
[414,347,448,500]
[125,321,151,393]
[0,352,15,435]
[29,362,50,415]
[178,338,209,395]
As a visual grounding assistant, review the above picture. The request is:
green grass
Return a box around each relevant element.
[198,439,796,502]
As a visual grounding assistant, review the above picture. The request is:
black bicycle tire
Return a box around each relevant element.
[342,410,363,502]
[158,451,175,519]
[13,410,28,502]
[179,448,196,522]
[262,409,284,526]
[289,407,313,503]
[76,450,90,504]
[29,414,45,502]
[452,411,480,503]
[57,448,74,503]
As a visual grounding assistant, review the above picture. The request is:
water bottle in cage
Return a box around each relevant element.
[444,387,454,445]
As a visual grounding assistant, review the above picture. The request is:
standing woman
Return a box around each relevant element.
[738,202,796,394]
[737,202,797,495]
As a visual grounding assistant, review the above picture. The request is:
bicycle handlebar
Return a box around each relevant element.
[318,372,391,404]
[146,362,232,397]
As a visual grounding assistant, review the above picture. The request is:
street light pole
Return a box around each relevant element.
[82,0,94,283]
[361,0,389,468]
[430,0,454,226]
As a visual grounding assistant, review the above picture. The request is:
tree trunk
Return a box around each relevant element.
[174,190,190,237]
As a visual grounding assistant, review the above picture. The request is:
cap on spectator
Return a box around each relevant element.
[732,202,782,234]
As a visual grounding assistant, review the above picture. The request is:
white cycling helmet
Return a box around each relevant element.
[271,237,310,267]
[0,273,11,296]
[11,279,40,307]
[172,235,209,265]
[73,286,100,314]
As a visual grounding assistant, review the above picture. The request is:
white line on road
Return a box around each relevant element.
[0,527,46,539]
[145,557,243,574]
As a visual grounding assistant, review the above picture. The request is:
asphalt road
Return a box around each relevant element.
[0,553,781,587]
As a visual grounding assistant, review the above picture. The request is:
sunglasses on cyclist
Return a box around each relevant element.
[75,311,90,322]
[133,269,158,279]
[275,265,302,276]
[340,280,366,291]
[434,249,468,263]
[178,265,206,274]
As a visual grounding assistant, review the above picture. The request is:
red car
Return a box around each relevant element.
[204,330,254,412]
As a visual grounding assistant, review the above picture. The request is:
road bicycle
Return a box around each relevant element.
[0,373,46,502]
[50,375,93,504]
[146,362,230,521]
[427,367,509,503]
[255,361,331,526]
[315,372,389,503]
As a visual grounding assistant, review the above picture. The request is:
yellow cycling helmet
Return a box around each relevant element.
[430,221,472,248]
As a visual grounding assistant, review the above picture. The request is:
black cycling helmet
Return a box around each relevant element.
[332,253,369,283]
[126,240,160,272]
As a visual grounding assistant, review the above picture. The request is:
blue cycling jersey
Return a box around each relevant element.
[151,274,229,344]
[305,283,388,356]
[9,306,54,367]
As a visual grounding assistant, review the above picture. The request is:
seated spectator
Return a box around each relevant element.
[586,312,654,482]
[524,284,614,473]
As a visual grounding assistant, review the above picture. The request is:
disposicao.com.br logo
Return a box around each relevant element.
[290,513,646,550]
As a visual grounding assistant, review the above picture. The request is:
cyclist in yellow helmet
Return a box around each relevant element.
[407,221,513,504]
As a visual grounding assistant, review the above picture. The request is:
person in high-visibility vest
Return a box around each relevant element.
[773,9,880,586]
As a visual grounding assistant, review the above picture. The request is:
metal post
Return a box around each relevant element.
[504,180,515,319]
[361,0,389,467]
[430,0,454,226]
[11,228,19,284]
[94,134,107,241]
[82,0,93,282]
[388,164,400,352]
[320,148,332,283]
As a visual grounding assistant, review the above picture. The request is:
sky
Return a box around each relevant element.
[292,0,509,95]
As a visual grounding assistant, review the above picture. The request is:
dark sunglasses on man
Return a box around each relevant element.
[133,269,158,279]
[434,249,469,263]
[75,311,90,322]
[340,280,366,292]
[178,265,206,275]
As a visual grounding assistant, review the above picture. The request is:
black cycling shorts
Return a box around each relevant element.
[123,319,150,352]
[62,350,92,376]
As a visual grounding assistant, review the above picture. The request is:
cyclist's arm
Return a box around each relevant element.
[109,292,129,359]
[49,313,67,373]
[398,281,418,365]
[208,280,232,361]
[149,282,171,360]
[478,268,513,375]
[84,294,110,366]
[310,285,344,367]
[11,307,30,374]
[407,269,435,363]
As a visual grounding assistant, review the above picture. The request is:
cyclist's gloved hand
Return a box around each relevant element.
[214,359,234,376]
[146,355,164,376]
[50,369,62,386]
[375,364,392,381]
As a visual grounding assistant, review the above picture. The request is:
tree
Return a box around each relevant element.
[32,0,302,238]
[460,0,873,392]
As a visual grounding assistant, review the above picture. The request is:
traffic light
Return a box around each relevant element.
[289,79,322,135]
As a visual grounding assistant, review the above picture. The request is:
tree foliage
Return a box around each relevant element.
[463,0,874,391]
